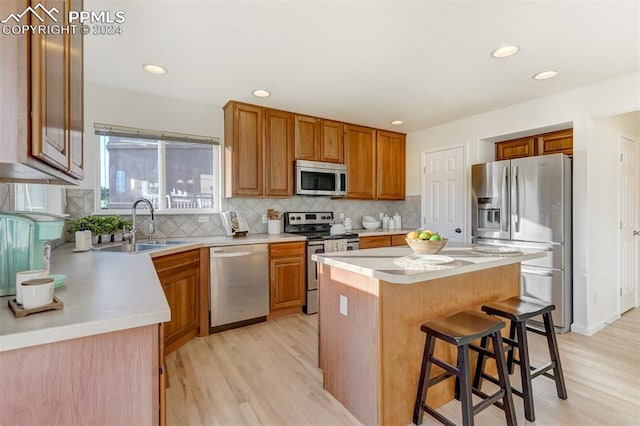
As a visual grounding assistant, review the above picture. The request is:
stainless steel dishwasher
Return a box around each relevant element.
[209,244,269,333]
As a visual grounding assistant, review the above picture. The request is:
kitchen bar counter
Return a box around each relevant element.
[315,243,545,426]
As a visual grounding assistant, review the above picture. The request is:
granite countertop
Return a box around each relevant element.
[313,242,546,284]
[0,233,306,353]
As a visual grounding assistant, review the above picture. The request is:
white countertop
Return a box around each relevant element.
[0,233,306,353]
[313,242,546,284]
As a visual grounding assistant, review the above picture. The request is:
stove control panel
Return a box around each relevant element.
[285,211,333,225]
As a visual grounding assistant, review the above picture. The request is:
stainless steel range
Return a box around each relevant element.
[284,211,359,314]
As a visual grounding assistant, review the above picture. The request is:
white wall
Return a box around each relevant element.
[79,84,224,191]
[405,72,640,335]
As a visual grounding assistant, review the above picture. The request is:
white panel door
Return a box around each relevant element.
[619,134,639,313]
[421,146,465,242]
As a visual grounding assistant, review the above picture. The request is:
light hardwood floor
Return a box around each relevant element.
[166,308,640,426]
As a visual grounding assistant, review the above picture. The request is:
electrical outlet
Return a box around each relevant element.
[340,295,348,316]
[262,214,268,224]
[198,216,209,223]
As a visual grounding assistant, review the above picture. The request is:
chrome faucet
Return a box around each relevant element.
[128,198,155,246]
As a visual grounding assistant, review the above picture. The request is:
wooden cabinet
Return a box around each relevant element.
[344,124,377,199]
[269,242,305,317]
[294,116,344,163]
[294,115,320,161]
[152,249,202,356]
[537,128,573,156]
[265,109,293,196]
[360,233,408,249]
[376,130,406,199]
[495,129,573,160]
[0,0,84,184]
[495,137,535,160]
[224,102,293,197]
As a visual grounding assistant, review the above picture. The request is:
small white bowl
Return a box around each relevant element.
[362,221,381,230]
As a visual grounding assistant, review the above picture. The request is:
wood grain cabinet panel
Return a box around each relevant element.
[391,234,408,246]
[264,109,293,196]
[376,130,405,200]
[153,249,201,356]
[344,124,377,199]
[294,115,320,161]
[225,102,264,196]
[269,242,305,315]
[537,128,573,156]
[495,137,535,160]
[320,119,344,163]
[359,235,392,249]
[0,0,84,183]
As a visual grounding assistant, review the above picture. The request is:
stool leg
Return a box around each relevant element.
[458,344,474,426]
[543,312,568,400]
[491,332,517,426]
[413,334,436,425]
[516,321,535,422]
[472,335,488,390]
[506,321,517,374]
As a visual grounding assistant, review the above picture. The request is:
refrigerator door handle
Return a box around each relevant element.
[522,266,554,277]
[513,165,520,232]
[501,166,509,232]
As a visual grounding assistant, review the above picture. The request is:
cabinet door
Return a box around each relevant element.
[226,102,264,196]
[359,235,391,249]
[376,130,405,200]
[68,0,83,179]
[270,256,305,310]
[264,109,293,196]
[495,137,535,160]
[538,129,573,156]
[320,119,343,163]
[344,124,376,199]
[294,115,320,160]
[31,0,69,170]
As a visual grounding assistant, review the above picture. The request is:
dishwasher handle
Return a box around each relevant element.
[210,249,267,258]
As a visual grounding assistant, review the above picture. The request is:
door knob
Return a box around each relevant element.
[634,230,640,236]
[455,228,462,233]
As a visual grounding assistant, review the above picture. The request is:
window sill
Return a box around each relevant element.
[92,208,222,216]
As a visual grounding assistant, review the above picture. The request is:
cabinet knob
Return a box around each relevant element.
[455,228,462,233]
[634,230,640,236]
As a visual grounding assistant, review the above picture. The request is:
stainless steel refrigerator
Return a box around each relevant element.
[471,153,572,332]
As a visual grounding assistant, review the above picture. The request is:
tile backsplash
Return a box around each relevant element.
[64,188,421,241]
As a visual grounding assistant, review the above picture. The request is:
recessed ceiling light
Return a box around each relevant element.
[491,45,520,58]
[533,70,558,80]
[252,89,271,98]
[390,120,404,126]
[142,63,167,75]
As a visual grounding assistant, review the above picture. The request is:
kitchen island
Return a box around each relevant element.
[313,243,545,426]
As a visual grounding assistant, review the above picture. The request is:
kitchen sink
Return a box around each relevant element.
[96,240,190,253]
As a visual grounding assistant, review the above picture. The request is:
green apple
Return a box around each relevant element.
[418,231,432,240]
[429,234,442,241]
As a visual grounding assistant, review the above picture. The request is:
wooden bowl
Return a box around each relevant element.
[405,237,448,254]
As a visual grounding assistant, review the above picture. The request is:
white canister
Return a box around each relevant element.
[16,269,48,305]
[394,213,402,230]
[267,219,281,235]
[75,230,92,251]
[382,215,389,229]
[21,277,54,309]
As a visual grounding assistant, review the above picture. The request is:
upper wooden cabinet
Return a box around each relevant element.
[0,0,84,184]
[495,129,573,161]
[376,130,406,200]
[344,126,406,200]
[224,102,293,197]
[294,116,344,163]
[344,124,376,199]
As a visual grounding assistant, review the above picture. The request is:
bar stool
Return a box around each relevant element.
[413,311,517,426]
[473,297,568,422]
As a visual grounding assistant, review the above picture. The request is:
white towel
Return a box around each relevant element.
[324,239,348,253]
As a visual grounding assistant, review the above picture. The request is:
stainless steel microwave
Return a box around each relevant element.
[295,160,347,196]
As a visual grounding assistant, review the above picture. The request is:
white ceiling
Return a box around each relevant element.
[84,1,640,133]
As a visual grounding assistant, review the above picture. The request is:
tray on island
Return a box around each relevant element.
[8,296,64,318]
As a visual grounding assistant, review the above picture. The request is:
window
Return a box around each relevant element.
[95,124,221,212]
[13,184,65,215]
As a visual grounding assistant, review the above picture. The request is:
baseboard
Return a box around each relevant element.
[570,312,621,336]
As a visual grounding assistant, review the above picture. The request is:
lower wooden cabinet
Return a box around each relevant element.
[152,249,201,356]
[269,242,305,317]
[360,234,408,249]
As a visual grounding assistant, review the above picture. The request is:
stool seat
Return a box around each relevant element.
[482,296,555,321]
[421,310,505,346]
